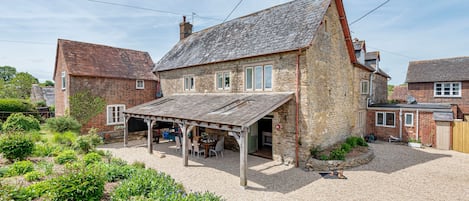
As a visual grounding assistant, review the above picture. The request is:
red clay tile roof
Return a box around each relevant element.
[56,39,155,80]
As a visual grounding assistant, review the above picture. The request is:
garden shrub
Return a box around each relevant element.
[6,160,34,176]
[329,149,346,161]
[24,181,50,199]
[110,157,128,166]
[97,163,137,182]
[83,152,102,165]
[0,167,8,177]
[0,133,34,162]
[28,130,45,143]
[33,142,60,157]
[319,154,329,160]
[111,168,184,200]
[2,113,40,132]
[341,143,352,153]
[24,170,45,182]
[74,129,103,153]
[356,137,368,147]
[52,131,77,146]
[132,161,146,169]
[0,120,2,132]
[309,146,321,158]
[0,99,34,113]
[45,116,81,133]
[47,163,106,201]
[55,150,77,164]
[345,136,359,148]
[0,183,35,201]
[37,160,54,175]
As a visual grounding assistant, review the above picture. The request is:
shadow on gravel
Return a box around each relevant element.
[100,140,322,194]
[350,141,451,174]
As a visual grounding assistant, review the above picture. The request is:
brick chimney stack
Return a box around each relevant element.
[179,16,193,40]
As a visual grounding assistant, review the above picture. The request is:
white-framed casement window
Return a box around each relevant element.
[183,75,195,91]
[216,72,230,90]
[405,113,414,127]
[434,82,461,97]
[376,112,395,127]
[61,71,66,90]
[107,104,125,125]
[360,80,369,95]
[245,64,273,91]
[136,80,144,89]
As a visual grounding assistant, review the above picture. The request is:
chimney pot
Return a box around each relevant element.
[179,16,193,40]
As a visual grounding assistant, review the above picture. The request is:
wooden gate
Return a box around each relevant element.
[453,121,469,153]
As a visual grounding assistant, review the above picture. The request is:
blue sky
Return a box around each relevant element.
[1,0,468,85]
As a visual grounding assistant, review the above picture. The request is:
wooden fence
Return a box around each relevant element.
[453,121,469,153]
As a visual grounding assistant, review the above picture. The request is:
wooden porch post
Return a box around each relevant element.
[229,128,248,188]
[145,119,156,154]
[178,123,194,167]
[124,116,131,147]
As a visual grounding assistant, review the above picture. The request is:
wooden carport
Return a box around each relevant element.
[123,93,293,187]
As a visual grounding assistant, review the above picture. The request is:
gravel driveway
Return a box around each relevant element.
[99,140,469,201]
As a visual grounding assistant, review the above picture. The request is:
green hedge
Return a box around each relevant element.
[0,99,34,113]
[0,133,34,162]
[2,113,40,132]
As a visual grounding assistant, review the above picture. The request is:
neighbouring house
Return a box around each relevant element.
[53,39,157,133]
[31,84,55,106]
[388,85,408,103]
[406,56,469,120]
[124,0,389,187]
[365,56,469,149]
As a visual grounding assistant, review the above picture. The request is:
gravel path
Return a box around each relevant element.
[99,140,469,201]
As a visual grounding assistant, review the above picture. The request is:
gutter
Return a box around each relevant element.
[295,49,301,168]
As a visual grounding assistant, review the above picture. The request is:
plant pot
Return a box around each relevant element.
[408,142,422,148]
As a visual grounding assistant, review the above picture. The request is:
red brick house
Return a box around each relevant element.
[406,56,469,120]
[53,39,157,133]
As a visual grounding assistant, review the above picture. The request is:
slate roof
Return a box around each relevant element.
[55,39,155,80]
[406,56,469,83]
[125,93,293,128]
[155,0,331,72]
[369,103,452,111]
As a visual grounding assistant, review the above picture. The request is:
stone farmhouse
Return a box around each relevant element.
[53,39,158,133]
[124,0,390,187]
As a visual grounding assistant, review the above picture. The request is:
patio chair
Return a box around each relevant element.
[175,136,181,152]
[209,137,224,158]
[192,141,205,158]
[389,135,401,143]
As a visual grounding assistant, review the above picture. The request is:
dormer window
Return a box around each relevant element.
[136,80,144,89]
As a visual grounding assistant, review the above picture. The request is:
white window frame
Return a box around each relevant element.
[61,71,66,90]
[136,80,144,89]
[405,113,414,127]
[434,82,461,97]
[216,71,230,90]
[360,80,369,95]
[183,75,195,91]
[245,64,273,91]
[358,110,366,129]
[106,104,125,125]
[376,112,395,127]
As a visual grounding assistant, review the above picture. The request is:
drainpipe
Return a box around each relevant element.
[399,108,403,139]
[295,49,301,168]
[416,109,419,141]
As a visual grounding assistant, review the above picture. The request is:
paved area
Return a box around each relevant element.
[99,140,469,201]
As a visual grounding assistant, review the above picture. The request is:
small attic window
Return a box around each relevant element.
[61,71,66,90]
[136,80,144,89]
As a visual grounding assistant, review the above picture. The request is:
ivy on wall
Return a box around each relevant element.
[69,90,106,125]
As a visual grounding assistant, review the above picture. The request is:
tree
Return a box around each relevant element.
[0,66,17,81]
[69,90,106,125]
[8,72,39,99]
[44,80,55,87]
